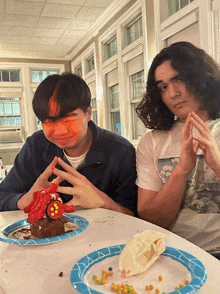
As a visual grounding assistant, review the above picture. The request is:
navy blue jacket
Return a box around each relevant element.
[0,121,138,215]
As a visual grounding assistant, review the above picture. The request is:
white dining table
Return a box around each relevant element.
[0,208,219,294]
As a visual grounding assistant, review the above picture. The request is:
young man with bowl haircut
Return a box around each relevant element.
[0,73,137,216]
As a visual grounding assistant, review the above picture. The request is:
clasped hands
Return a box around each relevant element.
[18,156,106,210]
[177,111,220,177]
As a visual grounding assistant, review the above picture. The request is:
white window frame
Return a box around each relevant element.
[129,69,146,140]
[108,83,121,135]
[212,0,220,63]
[0,69,20,83]
[0,94,22,128]
[98,0,147,141]
[74,64,82,77]
[0,65,24,149]
[124,14,143,47]
[103,35,117,62]
[71,43,99,124]
[154,0,213,57]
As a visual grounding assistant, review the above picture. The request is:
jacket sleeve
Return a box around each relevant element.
[0,137,38,211]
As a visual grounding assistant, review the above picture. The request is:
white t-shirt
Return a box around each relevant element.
[64,150,88,170]
[136,119,220,253]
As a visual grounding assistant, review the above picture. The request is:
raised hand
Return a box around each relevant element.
[17,156,60,209]
[52,157,105,209]
[176,112,199,175]
[191,111,220,175]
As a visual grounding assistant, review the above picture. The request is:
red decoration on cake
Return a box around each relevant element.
[24,179,75,222]
[23,179,76,238]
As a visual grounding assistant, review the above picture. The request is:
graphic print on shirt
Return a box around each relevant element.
[158,155,220,214]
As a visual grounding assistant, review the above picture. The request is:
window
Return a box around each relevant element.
[167,0,194,18]
[130,70,146,139]
[75,65,82,77]
[88,80,97,124]
[0,97,21,127]
[109,84,121,135]
[0,70,20,82]
[31,70,58,83]
[126,16,143,46]
[91,97,98,124]
[86,55,94,73]
[104,37,117,61]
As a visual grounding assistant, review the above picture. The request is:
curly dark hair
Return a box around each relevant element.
[136,41,220,130]
[33,72,91,122]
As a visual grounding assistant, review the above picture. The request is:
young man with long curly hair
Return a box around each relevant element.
[136,41,220,258]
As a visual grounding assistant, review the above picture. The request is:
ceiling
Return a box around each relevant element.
[0,0,116,60]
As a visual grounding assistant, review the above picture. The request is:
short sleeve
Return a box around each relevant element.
[136,132,163,191]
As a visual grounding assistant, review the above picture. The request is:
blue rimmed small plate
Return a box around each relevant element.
[70,244,207,294]
[0,214,89,245]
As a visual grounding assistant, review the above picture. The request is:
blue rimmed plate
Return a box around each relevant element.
[0,214,89,245]
[70,244,207,294]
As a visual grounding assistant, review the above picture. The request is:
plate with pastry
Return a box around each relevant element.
[0,180,89,245]
[70,230,207,294]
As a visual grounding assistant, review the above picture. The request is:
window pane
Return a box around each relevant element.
[0,97,21,126]
[126,16,142,46]
[75,65,82,77]
[180,0,190,8]
[0,118,4,126]
[12,102,20,116]
[92,110,98,124]
[111,111,121,135]
[132,102,146,139]
[0,102,4,116]
[2,70,10,82]
[104,37,117,60]
[10,70,20,82]
[131,70,145,100]
[4,102,12,116]
[31,70,58,82]
[110,84,119,109]
[91,97,97,108]
[86,55,94,73]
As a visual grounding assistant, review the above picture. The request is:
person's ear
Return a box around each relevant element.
[86,105,92,121]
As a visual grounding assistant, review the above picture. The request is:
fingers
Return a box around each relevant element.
[182,112,192,137]
[54,176,63,185]
[43,156,58,178]
[191,111,209,131]
[193,141,199,153]
[53,166,81,186]
[190,118,210,140]
[66,198,79,207]
[184,133,193,149]
[57,157,82,178]
[192,135,209,145]
[57,185,75,195]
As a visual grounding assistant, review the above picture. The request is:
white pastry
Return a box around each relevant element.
[119,230,167,277]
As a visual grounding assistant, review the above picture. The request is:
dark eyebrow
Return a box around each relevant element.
[155,74,180,86]
[171,74,180,81]
[155,80,162,86]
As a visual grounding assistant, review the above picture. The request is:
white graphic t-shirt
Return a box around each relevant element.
[136,119,220,253]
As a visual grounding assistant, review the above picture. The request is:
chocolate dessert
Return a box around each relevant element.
[29,215,68,239]
[23,179,75,239]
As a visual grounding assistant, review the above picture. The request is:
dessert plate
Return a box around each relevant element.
[0,214,89,245]
[70,244,207,294]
